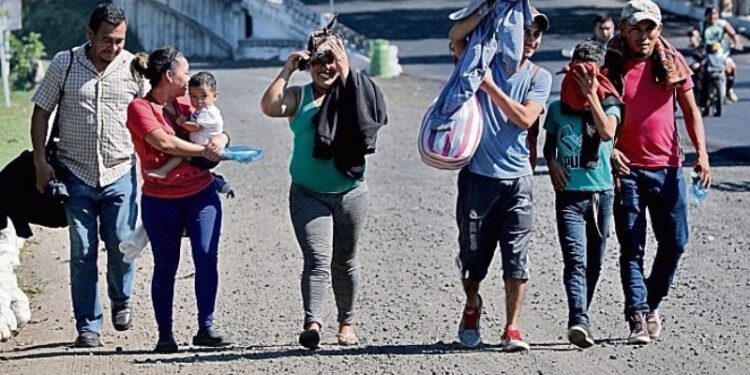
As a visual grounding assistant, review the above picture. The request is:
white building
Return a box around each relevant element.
[114,0,368,60]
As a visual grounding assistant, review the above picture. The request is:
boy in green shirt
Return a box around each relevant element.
[543,40,621,348]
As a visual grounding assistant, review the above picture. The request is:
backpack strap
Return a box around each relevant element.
[47,49,75,147]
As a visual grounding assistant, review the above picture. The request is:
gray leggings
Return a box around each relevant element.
[289,182,369,327]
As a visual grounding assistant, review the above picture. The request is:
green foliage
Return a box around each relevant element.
[16,0,142,56]
[0,90,34,166]
[8,32,45,90]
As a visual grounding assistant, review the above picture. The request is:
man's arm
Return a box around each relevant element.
[528,120,539,171]
[448,1,494,58]
[543,132,568,190]
[723,22,744,49]
[479,69,545,130]
[676,87,711,187]
[30,105,56,192]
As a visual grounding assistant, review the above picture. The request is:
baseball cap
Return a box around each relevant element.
[621,0,662,25]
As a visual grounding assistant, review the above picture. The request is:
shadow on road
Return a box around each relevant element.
[685,147,750,167]
[1,344,242,361]
[2,340,597,363]
[711,181,750,192]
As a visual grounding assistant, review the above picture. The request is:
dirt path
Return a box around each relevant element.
[1,67,749,374]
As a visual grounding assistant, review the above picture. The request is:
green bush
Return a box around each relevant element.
[17,0,142,56]
[8,32,45,90]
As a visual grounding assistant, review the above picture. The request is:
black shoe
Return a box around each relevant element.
[112,304,132,331]
[154,332,179,353]
[192,327,232,347]
[299,328,321,350]
[74,331,101,348]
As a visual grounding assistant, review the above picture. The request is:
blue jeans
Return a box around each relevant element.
[141,185,222,333]
[614,167,689,317]
[555,190,613,328]
[63,168,137,334]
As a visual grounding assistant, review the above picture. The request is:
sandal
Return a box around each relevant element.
[336,331,359,346]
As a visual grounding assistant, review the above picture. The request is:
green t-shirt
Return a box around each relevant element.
[289,84,362,193]
[543,100,621,191]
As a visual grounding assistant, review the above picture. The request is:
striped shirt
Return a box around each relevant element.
[32,44,147,187]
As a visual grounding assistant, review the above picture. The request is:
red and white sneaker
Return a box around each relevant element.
[501,325,530,352]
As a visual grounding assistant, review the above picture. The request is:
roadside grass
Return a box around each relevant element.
[0,90,33,166]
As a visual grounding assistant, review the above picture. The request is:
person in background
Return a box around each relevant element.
[689,6,744,102]
[591,13,616,49]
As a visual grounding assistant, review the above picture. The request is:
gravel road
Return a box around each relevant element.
[1,65,749,375]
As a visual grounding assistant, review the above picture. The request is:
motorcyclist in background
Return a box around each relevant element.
[689,6,744,102]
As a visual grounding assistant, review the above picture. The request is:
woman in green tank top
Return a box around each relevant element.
[260,37,369,349]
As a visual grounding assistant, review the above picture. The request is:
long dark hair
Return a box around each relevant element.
[130,46,184,87]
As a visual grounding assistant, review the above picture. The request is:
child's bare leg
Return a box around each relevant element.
[146,156,183,179]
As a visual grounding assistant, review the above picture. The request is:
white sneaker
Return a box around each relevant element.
[727,88,739,103]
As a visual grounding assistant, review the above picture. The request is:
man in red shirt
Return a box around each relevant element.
[606,0,711,345]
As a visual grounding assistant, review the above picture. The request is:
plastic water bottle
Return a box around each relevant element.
[689,171,708,205]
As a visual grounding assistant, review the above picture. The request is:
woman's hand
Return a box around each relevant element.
[283,50,311,73]
[202,133,229,162]
[328,37,350,81]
